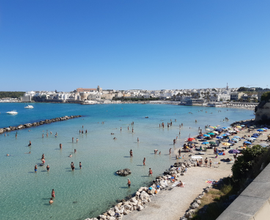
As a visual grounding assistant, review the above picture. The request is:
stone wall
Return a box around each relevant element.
[217,163,270,220]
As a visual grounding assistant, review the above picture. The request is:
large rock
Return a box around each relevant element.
[140,191,150,200]
[115,168,131,176]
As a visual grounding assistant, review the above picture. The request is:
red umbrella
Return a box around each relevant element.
[187,137,195,142]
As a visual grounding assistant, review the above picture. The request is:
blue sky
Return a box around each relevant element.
[0,0,269,91]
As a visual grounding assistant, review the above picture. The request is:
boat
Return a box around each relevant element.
[6,110,18,115]
[24,105,34,109]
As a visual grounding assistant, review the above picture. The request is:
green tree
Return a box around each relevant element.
[261,91,270,102]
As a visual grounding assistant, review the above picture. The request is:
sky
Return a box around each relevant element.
[0,0,270,92]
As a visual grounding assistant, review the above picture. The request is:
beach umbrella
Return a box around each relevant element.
[247,137,256,141]
[197,136,204,139]
[244,141,252,145]
[222,134,228,137]
[222,142,231,146]
[263,127,268,130]
[208,133,215,136]
[236,126,242,129]
[229,149,240,154]
[233,136,240,139]
[203,134,210,137]
[213,131,219,134]
[205,128,211,131]
[231,138,238,142]
[241,125,245,127]
[202,142,209,144]
[209,141,216,145]
[187,137,195,142]
[257,129,265,132]
[215,128,223,132]
[216,136,222,139]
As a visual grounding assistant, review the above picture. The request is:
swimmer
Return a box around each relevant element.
[159,151,161,155]
[59,143,62,149]
[49,198,53,204]
[46,165,50,171]
[74,149,76,153]
[42,134,44,138]
[41,159,45,164]
[41,154,45,159]
[143,157,146,166]
[69,154,72,158]
[137,137,139,142]
[28,141,32,147]
[79,162,82,169]
[71,163,75,171]
[6,154,10,157]
[50,131,52,134]
[85,130,87,133]
[72,137,74,142]
[113,137,117,140]
[82,130,84,134]
[55,132,57,137]
[76,138,78,143]
[154,149,158,154]
[34,165,37,173]
[15,133,17,138]
[127,178,131,188]
[132,128,134,133]
[149,168,153,176]
[130,149,133,157]
[51,189,55,198]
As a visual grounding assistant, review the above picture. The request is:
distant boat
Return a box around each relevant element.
[24,105,34,109]
[6,110,18,115]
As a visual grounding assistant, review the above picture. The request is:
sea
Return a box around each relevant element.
[0,103,254,220]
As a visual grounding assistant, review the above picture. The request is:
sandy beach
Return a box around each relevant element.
[122,124,270,220]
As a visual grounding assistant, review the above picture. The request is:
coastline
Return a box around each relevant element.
[85,118,270,220]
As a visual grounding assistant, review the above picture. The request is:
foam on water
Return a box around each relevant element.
[0,103,254,219]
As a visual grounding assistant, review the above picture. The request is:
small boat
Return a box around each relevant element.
[6,110,18,115]
[24,105,34,109]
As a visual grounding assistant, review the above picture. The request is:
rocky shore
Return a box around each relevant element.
[0,115,82,134]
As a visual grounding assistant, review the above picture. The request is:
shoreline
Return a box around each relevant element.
[85,118,269,220]
[0,100,257,110]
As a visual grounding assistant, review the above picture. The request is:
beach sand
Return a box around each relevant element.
[122,127,270,220]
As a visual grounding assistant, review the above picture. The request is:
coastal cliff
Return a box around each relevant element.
[255,101,270,124]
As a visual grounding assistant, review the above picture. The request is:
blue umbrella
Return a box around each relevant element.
[233,136,240,139]
[203,134,210,137]
[202,142,209,144]
[244,141,252,145]
[222,134,228,137]
[263,127,268,130]
[231,138,238,142]
[257,129,264,132]
[216,136,222,139]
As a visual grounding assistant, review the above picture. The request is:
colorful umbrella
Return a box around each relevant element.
[208,133,215,135]
[216,136,222,139]
[233,136,240,139]
[187,137,195,142]
[229,149,240,154]
[203,134,210,137]
[244,141,252,145]
[209,141,216,145]
[222,142,231,146]
[202,142,209,144]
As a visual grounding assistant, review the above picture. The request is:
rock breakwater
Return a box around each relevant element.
[0,115,82,134]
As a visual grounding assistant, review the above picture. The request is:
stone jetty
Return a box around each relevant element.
[0,115,82,134]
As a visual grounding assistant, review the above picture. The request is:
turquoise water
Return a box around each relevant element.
[0,103,254,220]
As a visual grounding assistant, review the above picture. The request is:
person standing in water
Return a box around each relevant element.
[34,165,37,173]
[79,162,82,169]
[46,165,50,171]
[28,141,32,147]
[130,149,133,157]
[143,157,146,166]
[51,189,55,198]
[149,168,153,176]
[59,143,62,149]
[49,198,53,204]
[127,178,131,188]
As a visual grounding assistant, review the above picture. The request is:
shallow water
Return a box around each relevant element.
[0,103,254,219]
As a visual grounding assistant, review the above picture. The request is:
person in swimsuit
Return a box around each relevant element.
[130,149,133,157]
[49,198,53,204]
[127,178,131,188]
[34,165,37,173]
[71,162,75,171]
[72,137,74,142]
[28,141,32,147]
[209,159,212,168]
[46,165,50,171]
[205,158,208,167]
[149,168,153,176]
[79,162,82,169]
[143,157,146,166]
[51,189,55,198]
